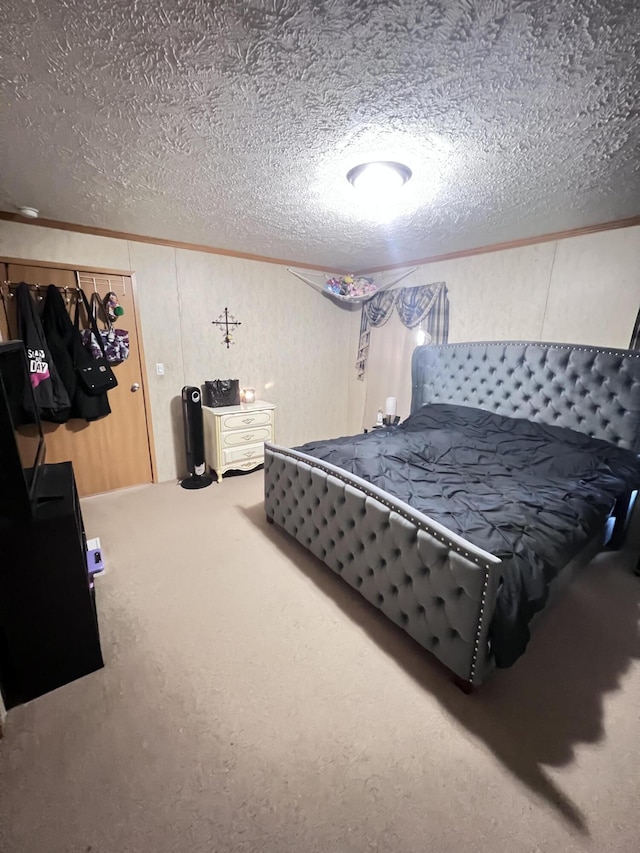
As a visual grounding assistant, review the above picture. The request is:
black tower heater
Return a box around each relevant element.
[180,386,213,489]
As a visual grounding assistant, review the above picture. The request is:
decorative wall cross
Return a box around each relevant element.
[212,307,242,348]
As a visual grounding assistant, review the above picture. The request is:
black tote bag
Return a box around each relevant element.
[42,285,111,422]
[40,285,77,423]
[74,289,118,395]
[203,379,240,407]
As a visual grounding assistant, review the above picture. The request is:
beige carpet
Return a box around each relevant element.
[1,472,639,852]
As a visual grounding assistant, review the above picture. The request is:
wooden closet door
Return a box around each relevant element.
[2,264,153,496]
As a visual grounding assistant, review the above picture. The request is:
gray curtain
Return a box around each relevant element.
[357,282,449,379]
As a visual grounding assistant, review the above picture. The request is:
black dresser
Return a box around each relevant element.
[0,462,104,708]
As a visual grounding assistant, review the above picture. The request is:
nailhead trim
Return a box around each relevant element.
[469,570,490,683]
[418,341,640,358]
[411,341,640,453]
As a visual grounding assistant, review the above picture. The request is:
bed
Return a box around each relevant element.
[264,341,640,688]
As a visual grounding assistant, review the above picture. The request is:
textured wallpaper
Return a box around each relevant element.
[350,225,640,431]
[1,220,638,483]
[0,220,352,482]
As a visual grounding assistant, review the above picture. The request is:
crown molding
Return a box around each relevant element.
[356,214,640,274]
[0,212,330,272]
[2,209,639,277]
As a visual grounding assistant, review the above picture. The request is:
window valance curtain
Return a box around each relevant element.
[356,282,449,379]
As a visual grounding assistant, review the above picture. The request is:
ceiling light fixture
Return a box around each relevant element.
[17,206,39,218]
[346,161,412,195]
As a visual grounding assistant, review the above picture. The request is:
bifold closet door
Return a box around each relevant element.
[3,263,153,496]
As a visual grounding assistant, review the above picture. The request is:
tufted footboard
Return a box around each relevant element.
[264,444,502,686]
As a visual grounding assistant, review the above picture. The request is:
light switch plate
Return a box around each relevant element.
[156,363,165,375]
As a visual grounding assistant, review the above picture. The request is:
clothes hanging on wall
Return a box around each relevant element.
[15,283,71,422]
[41,285,111,422]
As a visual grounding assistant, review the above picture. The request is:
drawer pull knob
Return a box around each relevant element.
[243,433,254,441]
[243,451,253,458]
[242,417,254,424]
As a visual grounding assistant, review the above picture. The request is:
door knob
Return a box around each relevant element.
[131,382,140,392]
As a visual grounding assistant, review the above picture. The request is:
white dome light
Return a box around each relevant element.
[346,161,412,195]
[18,206,39,218]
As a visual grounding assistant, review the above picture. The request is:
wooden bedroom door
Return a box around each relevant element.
[1,262,154,496]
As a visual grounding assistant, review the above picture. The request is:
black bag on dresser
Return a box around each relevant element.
[203,379,240,407]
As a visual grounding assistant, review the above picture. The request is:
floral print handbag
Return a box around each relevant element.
[81,292,130,365]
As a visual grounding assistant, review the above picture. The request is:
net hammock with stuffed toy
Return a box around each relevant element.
[287,267,417,305]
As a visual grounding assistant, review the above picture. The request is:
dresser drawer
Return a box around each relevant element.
[222,426,271,448]
[223,444,265,466]
[222,410,273,431]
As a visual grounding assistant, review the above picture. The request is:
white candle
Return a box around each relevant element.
[385,396,397,417]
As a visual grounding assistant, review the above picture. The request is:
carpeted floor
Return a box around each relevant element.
[1,471,639,852]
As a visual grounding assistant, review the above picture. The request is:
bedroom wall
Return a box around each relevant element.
[348,225,640,432]
[0,220,351,482]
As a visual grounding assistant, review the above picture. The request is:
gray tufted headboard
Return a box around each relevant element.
[411,341,640,453]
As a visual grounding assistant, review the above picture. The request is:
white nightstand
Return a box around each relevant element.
[202,400,276,483]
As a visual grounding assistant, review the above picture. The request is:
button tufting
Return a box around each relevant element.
[267,341,639,689]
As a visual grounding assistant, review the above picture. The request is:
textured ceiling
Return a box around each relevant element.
[0,0,639,270]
